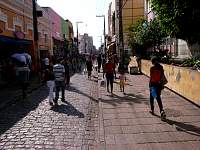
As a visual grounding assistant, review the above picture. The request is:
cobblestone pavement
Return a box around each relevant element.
[0,72,99,150]
[98,73,200,150]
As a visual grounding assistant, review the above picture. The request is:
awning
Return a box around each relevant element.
[0,35,32,46]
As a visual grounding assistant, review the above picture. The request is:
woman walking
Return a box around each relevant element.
[105,58,114,94]
[149,57,166,121]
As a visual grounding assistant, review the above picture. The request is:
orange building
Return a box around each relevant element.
[37,6,52,59]
[0,0,36,83]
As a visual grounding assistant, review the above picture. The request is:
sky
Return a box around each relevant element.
[37,0,112,48]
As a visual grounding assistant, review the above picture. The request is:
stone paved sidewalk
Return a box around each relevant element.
[98,73,200,150]
[0,77,41,110]
[0,72,99,150]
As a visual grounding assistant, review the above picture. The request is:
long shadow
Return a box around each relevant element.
[99,93,146,106]
[67,85,98,103]
[50,101,84,118]
[165,118,200,136]
[153,114,200,137]
[0,86,48,135]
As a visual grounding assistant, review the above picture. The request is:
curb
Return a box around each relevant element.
[97,73,106,150]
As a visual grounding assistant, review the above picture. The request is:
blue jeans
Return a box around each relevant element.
[149,83,163,112]
[55,81,65,102]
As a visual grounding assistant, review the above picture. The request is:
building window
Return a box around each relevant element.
[44,34,48,43]
[15,25,21,31]
[26,23,33,30]
[0,20,6,32]
[38,32,41,39]
[28,29,33,38]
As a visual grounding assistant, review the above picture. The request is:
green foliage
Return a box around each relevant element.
[151,0,200,45]
[182,56,200,67]
[128,18,167,57]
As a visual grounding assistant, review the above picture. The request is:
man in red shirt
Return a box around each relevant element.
[149,57,166,121]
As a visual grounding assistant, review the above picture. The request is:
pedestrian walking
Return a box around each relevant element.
[149,56,166,121]
[63,58,70,87]
[53,58,66,105]
[97,54,102,73]
[105,58,114,94]
[16,62,30,99]
[44,66,55,106]
[102,56,106,78]
[119,68,126,94]
[86,57,93,80]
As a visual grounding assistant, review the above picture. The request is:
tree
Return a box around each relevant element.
[128,18,167,58]
[151,0,200,55]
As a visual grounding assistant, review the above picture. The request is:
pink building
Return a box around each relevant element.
[43,7,62,41]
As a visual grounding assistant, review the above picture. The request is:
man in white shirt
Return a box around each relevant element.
[53,58,66,105]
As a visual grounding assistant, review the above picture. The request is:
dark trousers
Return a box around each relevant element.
[66,74,70,85]
[150,84,163,112]
[21,82,29,99]
[106,73,114,92]
[55,81,65,102]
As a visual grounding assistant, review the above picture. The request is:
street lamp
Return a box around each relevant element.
[96,15,106,57]
[76,21,83,54]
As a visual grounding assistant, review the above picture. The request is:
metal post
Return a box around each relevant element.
[32,0,40,72]
[76,23,79,54]
[119,0,124,66]
[103,16,106,58]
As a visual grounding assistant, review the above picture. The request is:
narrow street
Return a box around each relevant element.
[0,72,99,150]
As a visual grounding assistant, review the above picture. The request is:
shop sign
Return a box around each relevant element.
[14,31,25,39]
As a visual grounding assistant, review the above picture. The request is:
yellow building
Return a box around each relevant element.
[0,0,33,39]
[0,0,36,77]
[122,0,144,54]
[0,0,52,77]
[107,0,144,58]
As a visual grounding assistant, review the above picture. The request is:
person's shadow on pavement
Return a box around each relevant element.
[165,118,200,137]
[153,113,200,137]
[50,101,84,118]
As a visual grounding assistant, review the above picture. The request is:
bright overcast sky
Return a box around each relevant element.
[37,0,112,48]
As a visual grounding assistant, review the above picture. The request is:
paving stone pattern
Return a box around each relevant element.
[98,73,200,150]
[0,73,99,150]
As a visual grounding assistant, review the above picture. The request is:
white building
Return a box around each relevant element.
[79,33,95,55]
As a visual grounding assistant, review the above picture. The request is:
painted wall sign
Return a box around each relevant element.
[14,31,25,39]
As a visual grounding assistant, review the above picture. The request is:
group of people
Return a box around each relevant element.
[43,58,71,106]
[88,55,167,120]
[44,54,166,120]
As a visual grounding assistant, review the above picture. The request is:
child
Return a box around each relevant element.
[119,70,126,94]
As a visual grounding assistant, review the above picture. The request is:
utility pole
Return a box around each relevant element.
[103,16,106,58]
[32,0,39,72]
[118,0,124,66]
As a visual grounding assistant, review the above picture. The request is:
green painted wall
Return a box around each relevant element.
[61,19,68,39]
